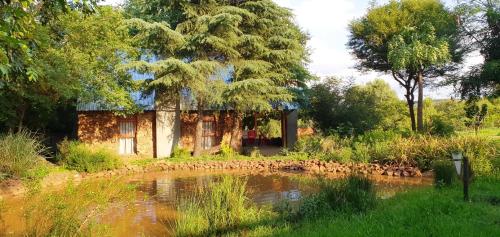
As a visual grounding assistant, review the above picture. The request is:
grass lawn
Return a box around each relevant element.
[247,177,500,237]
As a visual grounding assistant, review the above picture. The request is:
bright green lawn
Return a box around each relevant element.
[246,177,500,237]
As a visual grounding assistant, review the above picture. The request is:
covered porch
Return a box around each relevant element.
[241,109,298,156]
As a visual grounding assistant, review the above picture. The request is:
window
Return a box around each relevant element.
[119,120,135,155]
[202,120,216,150]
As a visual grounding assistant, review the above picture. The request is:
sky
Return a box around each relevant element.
[102,0,482,99]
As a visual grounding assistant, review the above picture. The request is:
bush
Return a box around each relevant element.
[171,146,191,159]
[352,142,371,163]
[428,116,455,137]
[322,175,377,213]
[57,140,122,173]
[220,143,235,158]
[175,176,264,236]
[294,136,322,154]
[433,160,456,187]
[323,147,353,164]
[0,131,47,180]
[291,175,377,221]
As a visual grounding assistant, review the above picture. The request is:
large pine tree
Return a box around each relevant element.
[124,0,310,155]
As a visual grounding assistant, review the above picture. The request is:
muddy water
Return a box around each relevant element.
[0,171,432,237]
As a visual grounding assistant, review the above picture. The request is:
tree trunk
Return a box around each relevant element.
[17,102,26,133]
[405,94,416,131]
[193,104,204,157]
[230,111,242,152]
[416,70,424,132]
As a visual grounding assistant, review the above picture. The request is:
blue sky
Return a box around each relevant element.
[102,0,482,99]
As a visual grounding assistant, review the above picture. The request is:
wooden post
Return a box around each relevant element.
[463,156,470,202]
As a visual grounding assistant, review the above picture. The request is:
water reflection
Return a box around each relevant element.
[0,171,432,237]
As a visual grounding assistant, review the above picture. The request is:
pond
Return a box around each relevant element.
[0,171,432,236]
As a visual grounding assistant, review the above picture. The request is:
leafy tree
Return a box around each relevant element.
[0,6,138,133]
[306,78,407,134]
[388,23,451,131]
[464,98,488,134]
[453,0,500,98]
[348,0,461,132]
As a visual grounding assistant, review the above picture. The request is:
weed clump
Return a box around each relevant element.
[57,140,122,173]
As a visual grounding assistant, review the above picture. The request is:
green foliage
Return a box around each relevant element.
[259,119,282,138]
[464,97,489,134]
[220,143,235,158]
[306,78,407,134]
[454,0,500,98]
[171,147,191,159]
[269,178,500,237]
[348,0,460,131]
[352,142,371,163]
[388,23,451,72]
[24,179,135,237]
[433,160,456,187]
[0,131,47,180]
[175,176,266,236]
[0,6,138,132]
[293,133,497,173]
[57,140,122,173]
[428,115,456,137]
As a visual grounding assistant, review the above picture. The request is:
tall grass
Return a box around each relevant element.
[57,140,122,173]
[274,175,377,223]
[175,176,266,236]
[23,179,135,237]
[0,131,47,180]
[294,133,497,174]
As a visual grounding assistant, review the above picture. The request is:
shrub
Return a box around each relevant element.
[294,136,322,154]
[369,141,392,162]
[0,131,47,180]
[175,176,263,236]
[428,116,455,137]
[24,179,135,236]
[323,147,353,164]
[322,175,376,213]
[220,143,235,158]
[352,142,371,163]
[293,175,377,220]
[260,119,282,138]
[171,146,191,159]
[433,160,456,187]
[57,140,122,173]
[356,130,400,144]
[450,136,497,176]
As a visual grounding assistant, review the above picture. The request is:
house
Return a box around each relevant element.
[76,92,298,158]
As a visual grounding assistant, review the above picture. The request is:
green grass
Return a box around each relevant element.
[244,177,500,237]
[175,176,273,236]
[57,140,122,173]
[23,179,135,237]
[0,131,48,181]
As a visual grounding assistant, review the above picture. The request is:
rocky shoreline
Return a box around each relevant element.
[85,159,423,178]
[1,159,423,197]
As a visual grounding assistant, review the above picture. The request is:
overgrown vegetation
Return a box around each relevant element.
[293,132,497,173]
[267,177,500,237]
[23,179,135,237]
[0,131,49,180]
[56,140,122,173]
[175,176,270,236]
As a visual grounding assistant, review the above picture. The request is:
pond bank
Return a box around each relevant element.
[0,159,424,198]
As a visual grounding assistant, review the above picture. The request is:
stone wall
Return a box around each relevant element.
[136,112,155,157]
[78,111,155,156]
[179,111,241,151]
